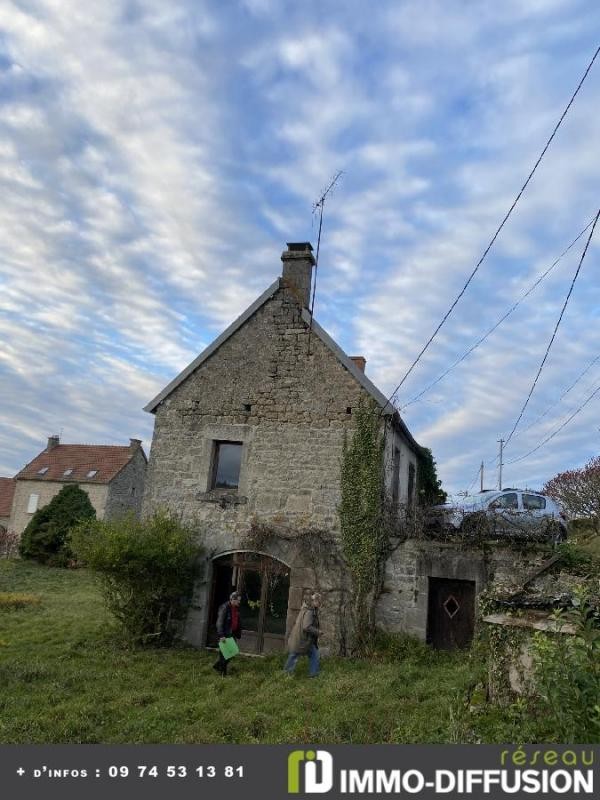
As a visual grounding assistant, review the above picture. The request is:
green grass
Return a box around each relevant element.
[0,559,542,744]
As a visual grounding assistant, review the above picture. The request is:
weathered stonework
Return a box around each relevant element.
[143,246,420,654]
[104,448,147,520]
[376,539,550,641]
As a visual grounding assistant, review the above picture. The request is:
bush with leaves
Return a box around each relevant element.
[19,484,96,566]
[532,587,600,742]
[70,512,200,645]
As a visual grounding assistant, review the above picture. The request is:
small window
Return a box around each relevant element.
[130,486,136,497]
[391,447,400,506]
[490,493,518,510]
[211,442,243,490]
[63,468,73,477]
[37,466,48,475]
[27,493,39,513]
[523,494,546,511]
[86,470,98,478]
[407,462,416,507]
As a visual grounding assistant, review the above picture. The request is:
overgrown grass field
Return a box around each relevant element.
[0,560,544,744]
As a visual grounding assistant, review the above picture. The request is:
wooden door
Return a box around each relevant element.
[207,553,290,654]
[427,577,475,650]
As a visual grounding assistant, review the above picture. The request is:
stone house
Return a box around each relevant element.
[9,436,147,536]
[143,242,422,655]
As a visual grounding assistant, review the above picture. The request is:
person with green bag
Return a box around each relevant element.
[213,591,242,676]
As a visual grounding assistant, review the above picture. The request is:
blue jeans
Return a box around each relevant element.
[284,644,320,677]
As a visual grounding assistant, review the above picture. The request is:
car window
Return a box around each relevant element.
[523,494,546,511]
[489,492,518,510]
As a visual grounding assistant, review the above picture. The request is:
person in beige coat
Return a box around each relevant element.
[283,592,321,677]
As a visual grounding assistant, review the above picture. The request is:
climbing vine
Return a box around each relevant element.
[338,398,388,654]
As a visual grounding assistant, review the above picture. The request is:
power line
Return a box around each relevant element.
[383,44,600,411]
[401,218,596,409]
[512,352,600,439]
[506,381,600,465]
[504,209,600,446]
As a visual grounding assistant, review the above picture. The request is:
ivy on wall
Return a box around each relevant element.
[338,398,387,654]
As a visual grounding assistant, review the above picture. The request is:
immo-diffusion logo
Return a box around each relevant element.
[288,750,334,794]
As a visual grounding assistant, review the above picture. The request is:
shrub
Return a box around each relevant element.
[19,485,96,566]
[369,629,433,664]
[532,589,600,742]
[70,512,200,645]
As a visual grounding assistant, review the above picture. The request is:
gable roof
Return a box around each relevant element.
[0,478,16,517]
[143,278,419,450]
[145,279,281,412]
[15,444,143,485]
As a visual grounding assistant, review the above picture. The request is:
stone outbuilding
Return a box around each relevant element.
[9,436,147,536]
[143,242,422,655]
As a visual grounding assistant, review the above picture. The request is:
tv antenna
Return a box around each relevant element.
[307,170,343,354]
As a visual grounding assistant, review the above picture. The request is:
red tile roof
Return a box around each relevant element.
[0,478,16,517]
[15,445,138,485]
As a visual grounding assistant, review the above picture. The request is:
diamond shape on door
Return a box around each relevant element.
[443,594,460,619]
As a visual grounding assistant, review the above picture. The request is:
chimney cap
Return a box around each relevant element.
[47,435,60,451]
[129,438,142,450]
[286,242,313,253]
[350,356,367,373]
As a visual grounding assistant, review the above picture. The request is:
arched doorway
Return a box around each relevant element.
[207,551,290,654]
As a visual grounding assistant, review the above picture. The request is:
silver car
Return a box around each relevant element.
[431,489,567,541]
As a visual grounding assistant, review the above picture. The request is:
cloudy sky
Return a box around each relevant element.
[0,0,599,496]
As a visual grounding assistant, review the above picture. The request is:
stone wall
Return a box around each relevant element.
[143,280,419,653]
[376,539,550,640]
[105,448,147,520]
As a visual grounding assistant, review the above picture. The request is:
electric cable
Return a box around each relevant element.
[401,218,596,409]
[382,45,600,411]
[506,381,600,465]
[512,352,600,439]
[504,209,600,446]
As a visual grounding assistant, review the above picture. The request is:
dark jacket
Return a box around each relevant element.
[216,601,242,639]
[287,603,320,654]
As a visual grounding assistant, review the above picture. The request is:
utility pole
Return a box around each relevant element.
[497,439,504,490]
[480,461,484,492]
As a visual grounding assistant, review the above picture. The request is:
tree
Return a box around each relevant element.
[19,484,96,566]
[416,446,447,506]
[543,456,600,533]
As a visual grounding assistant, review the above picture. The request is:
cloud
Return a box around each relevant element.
[0,0,599,499]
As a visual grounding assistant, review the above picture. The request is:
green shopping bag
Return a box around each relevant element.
[218,637,240,660]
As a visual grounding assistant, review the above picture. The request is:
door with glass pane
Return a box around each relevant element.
[207,553,290,654]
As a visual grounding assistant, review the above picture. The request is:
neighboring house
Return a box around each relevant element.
[143,242,421,655]
[0,477,16,533]
[9,436,147,536]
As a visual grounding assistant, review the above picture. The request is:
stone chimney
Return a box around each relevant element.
[350,356,366,373]
[129,438,142,454]
[281,242,315,308]
[47,435,60,452]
